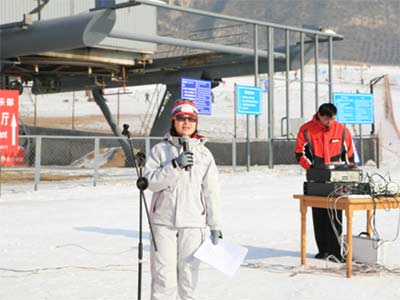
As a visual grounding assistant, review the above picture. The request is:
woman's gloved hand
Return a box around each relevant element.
[176,151,194,169]
[210,230,223,245]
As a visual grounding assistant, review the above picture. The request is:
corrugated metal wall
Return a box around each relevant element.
[0,0,157,52]
[0,1,38,23]
[0,1,92,23]
[100,1,157,52]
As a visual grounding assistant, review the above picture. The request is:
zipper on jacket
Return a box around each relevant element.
[174,186,179,227]
[200,192,206,215]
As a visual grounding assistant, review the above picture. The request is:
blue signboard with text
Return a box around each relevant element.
[333,92,374,124]
[236,84,262,115]
[181,78,212,115]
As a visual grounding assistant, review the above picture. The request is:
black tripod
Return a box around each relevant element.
[121,124,157,300]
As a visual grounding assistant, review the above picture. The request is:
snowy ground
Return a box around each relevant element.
[1,164,400,300]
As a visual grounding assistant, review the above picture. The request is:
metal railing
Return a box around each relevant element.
[0,134,379,193]
[111,0,344,169]
[1,135,163,191]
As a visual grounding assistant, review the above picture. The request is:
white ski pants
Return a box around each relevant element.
[150,225,206,300]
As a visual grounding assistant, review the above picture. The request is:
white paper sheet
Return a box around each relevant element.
[194,238,248,278]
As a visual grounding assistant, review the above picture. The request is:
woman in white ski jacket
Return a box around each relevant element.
[144,99,222,300]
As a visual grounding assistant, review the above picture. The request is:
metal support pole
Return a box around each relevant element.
[285,29,290,139]
[369,75,385,135]
[254,24,259,138]
[232,138,236,172]
[72,91,75,129]
[37,0,41,20]
[376,137,380,169]
[246,114,250,172]
[370,83,375,135]
[300,33,304,118]
[360,65,365,85]
[34,94,37,126]
[328,36,333,103]
[234,84,237,139]
[117,89,120,127]
[314,35,319,111]
[359,125,364,165]
[94,137,99,186]
[34,136,41,191]
[267,27,274,169]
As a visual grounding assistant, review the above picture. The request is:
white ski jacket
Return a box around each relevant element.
[144,133,221,230]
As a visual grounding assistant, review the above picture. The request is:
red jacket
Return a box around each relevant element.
[295,115,355,169]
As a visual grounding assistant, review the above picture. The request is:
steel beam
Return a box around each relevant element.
[110,30,284,59]
[135,0,343,39]
[0,9,116,59]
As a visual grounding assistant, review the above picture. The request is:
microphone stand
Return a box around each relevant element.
[121,124,157,300]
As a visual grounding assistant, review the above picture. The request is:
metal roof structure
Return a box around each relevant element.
[0,0,344,168]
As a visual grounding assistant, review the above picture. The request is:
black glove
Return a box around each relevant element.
[210,230,223,245]
[176,151,194,169]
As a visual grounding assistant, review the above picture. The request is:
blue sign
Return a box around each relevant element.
[181,78,212,115]
[236,84,262,115]
[333,93,374,124]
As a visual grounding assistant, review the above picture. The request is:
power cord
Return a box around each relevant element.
[0,264,140,278]
[55,243,137,255]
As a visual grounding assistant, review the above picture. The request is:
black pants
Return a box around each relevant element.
[312,208,342,258]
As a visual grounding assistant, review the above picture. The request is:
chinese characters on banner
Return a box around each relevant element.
[0,90,24,166]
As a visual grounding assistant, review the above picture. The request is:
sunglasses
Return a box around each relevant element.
[175,115,197,123]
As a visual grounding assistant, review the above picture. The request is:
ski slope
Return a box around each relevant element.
[1,165,400,300]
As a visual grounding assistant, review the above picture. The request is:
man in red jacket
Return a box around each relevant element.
[295,103,355,261]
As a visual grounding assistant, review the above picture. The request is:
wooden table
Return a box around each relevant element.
[293,194,400,277]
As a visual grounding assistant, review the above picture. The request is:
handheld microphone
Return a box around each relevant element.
[182,135,190,171]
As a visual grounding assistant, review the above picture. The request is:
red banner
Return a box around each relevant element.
[0,90,21,166]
